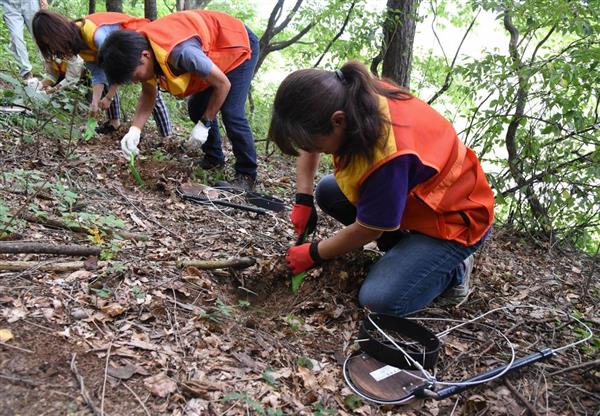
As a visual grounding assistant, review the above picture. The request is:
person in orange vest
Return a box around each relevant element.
[31,10,172,138]
[97,9,259,191]
[269,61,495,316]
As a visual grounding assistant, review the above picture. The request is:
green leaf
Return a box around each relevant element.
[91,287,111,299]
[262,368,278,387]
[297,356,313,369]
[128,154,144,187]
[343,394,363,410]
[291,272,305,293]
[83,118,97,141]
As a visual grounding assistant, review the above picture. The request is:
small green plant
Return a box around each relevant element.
[152,149,167,161]
[52,182,78,212]
[343,394,363,411]
[91,287,111,299]
[215,298,233,317]
[99,239,121,261]
[285,314,304,332]
[128,154,144,187]
[262,368,278,387]
[296,356,313,369]
[222,392,283,416]
[82,118,97,141]
[238,299,251,307]
[0,201,24,237]
[312,402,336,416]
[131,286,146,300]
[105,261,126,274]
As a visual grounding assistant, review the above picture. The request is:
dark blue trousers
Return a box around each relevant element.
[187,27,259,178]
[315,174,483,316]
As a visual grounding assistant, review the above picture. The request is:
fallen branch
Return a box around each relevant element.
[548,359,600,376]
[19,213,148,241]
[70,353,103,416]
[176,257,256,270]
[0,260,109,272]
[0,257,256,272]
[0,241,101,256]
[505,378,541,416]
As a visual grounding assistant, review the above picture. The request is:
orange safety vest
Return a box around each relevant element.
[335,95,495,246]
[78,12,149,62]
[48,59,68,78]
[139,10,251,97]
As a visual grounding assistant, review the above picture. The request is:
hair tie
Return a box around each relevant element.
[335,69,346,84]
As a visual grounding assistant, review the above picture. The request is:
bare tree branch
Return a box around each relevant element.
[313,0,357,67]
[428,11,479,104]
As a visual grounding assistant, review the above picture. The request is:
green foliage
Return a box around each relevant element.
[343,394,363,410]
[222,391,283,416]
[91,287,111,299]
[312,401,336,416]
[83,118,97,141]
[128,154,144,187]
[285,314,304,332]
[417,0,600,252]
[296,356,313,369]
[261,368,278,387]
[0,200,24,237]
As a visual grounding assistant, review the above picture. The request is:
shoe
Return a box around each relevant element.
[95,121,118,134]
[216,173,256,192]
[438,255,474,304]
[197,157,225,170]
[231,173,256,192]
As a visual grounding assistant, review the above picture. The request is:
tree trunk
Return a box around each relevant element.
[105,0,123,12]
[379,0,419,88]
[144,0,157,20]
[88,0,96,14]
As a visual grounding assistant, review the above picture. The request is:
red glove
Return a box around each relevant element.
[286,241,323,275]
[290,193,318,239]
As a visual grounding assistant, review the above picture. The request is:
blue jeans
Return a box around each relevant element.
[188,27,259,178]
[315,174,482,316]
[1,0,38,76]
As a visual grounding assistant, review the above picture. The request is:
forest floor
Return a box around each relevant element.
[0,120,599,416]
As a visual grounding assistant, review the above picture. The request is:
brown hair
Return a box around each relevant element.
[268,60,411,169]
[32,10,86,60]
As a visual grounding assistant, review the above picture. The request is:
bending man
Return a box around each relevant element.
[98,9,259,191]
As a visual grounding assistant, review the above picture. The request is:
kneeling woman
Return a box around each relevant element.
[269,61,494,316]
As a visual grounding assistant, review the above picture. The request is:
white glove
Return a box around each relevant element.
[121,126,141,158]
[189,120,210,146]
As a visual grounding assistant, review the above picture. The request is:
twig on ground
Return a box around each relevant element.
[505,378,541,416]
[100,343,112,416]
[548,359,600,376]
[70,353,103,416]
[176,257,256,270]
[0,340,33,353]
[121,381,151,416]
[0,260,109,272]
[19,212,148,241]
[0,241,101,256]
[112,185,181,241]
